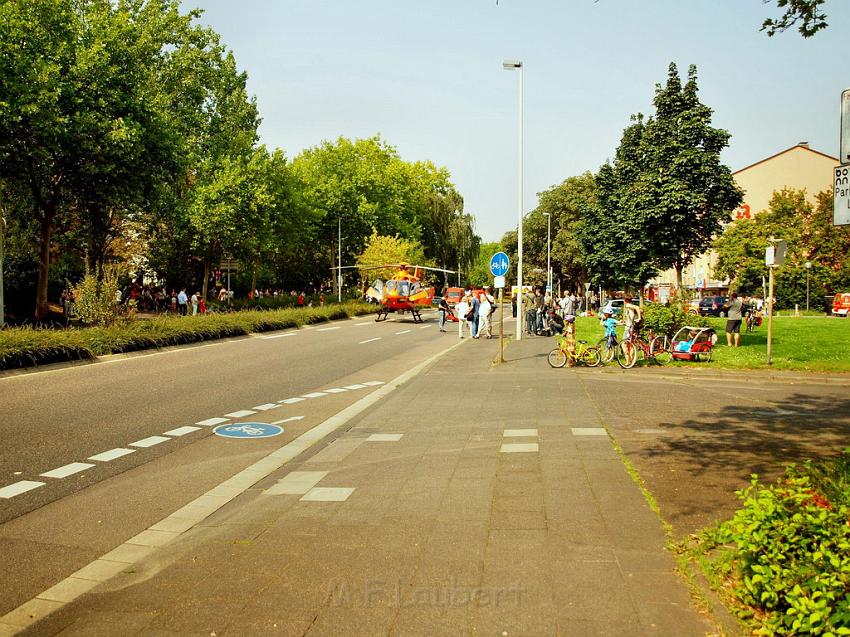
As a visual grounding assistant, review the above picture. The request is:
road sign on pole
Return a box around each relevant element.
[493,275,506,289]
[489,252,510,277]
[835,165,850,226]
[841,88,850,165]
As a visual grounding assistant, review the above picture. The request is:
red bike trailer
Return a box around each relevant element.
[670,326,717,362]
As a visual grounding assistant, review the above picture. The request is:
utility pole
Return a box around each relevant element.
[337,216,342,300]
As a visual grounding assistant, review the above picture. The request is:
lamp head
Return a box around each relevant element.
[502,59,522,70]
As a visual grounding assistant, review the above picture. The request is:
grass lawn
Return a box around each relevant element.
[573,315,850,373]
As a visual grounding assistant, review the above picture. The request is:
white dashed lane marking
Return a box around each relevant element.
[196,417,229,427]
[316,327,340,332]
[129,436,170,449]
[395,330,411,335]
[0,481,45,499]
[164,426,201,437]
[419,325,431,329]
[302,392,328,399]
[252,403,280,411]
[323,388,347,394]
[223,410,256,418]
[500,443,539,453]
[39,463,95,479]
[367,434,403,442]
[279,397,306,404]
[88,448,136,462]
[260,333,296,339]
[301,487,354,502]
[344,384,367,390]
[363,381,384,386]
[359,337,381,344]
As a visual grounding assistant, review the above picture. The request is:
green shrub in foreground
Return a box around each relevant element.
[0,303,376,369]
[697,451,850,635]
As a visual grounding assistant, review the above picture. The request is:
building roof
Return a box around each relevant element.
[733,143,838,175]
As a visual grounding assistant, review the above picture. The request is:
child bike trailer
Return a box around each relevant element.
[670,326,717,362]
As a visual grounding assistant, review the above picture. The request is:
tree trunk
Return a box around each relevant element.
[34,203,55,321]
[202,260,210,301]
[251,259,257,294]
[674,262,683,291]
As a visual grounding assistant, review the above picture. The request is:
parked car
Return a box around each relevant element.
[698,296,729,317]
[832,292,850,317]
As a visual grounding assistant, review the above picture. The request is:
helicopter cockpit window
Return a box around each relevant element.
[409,282,421,295]
[385,280,398,293]
[398,281,410,296]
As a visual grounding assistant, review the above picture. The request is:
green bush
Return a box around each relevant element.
[0,302,376,369]
[72,268,120,326]
[697,450,850,635]
[641,302,709,338]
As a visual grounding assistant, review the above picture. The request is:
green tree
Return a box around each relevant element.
[355,231,428,282]
[579,64,741,293]
[713,188,850,307]
[0,0,228,318]
[525,172,596,292]
[639,64,742,286]
[762,0,828,37]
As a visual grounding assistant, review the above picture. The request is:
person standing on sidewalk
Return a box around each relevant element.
[456,296,470,339]
[191,291,199,316]
[478,292,492,339]
[471,291,481,338]
[438,296,452,332]
[726,292,743,347]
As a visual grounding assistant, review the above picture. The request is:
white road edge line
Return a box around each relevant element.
[0,338,467,635]
[359,337,381,344]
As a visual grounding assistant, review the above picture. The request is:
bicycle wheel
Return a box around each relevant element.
[650,335,671,363]
[581,346,602,367]
[616,341,637,369]
[548,348,568,368]
[596,338,617,364]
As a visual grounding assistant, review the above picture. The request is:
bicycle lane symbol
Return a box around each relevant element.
[213,422,284,439]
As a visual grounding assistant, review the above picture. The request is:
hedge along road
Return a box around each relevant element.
[0,309,465,524]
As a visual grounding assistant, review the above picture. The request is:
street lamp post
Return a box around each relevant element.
[543,212,551,297]
[805,261,811,312]
[503,59,523,341]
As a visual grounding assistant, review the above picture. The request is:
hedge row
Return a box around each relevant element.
[0,302,376,370]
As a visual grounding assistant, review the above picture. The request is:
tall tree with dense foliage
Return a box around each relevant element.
[0,0,227,318]
[579,64,741,292]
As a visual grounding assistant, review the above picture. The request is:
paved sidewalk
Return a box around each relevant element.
[20,335,715,636]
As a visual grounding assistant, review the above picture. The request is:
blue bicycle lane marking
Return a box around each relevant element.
[213,422,284,439]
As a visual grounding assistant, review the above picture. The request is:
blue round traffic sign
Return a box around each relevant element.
[489,252,510,277]
[213,422,284,439]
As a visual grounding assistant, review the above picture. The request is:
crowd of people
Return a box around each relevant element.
[437,287,498,339]
[515,288,589,337]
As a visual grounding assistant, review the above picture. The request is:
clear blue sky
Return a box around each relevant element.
[192,0,849,242]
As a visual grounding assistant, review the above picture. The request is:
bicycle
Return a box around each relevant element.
[596,332,620,364]
[548,335,601,368]
[616,331,671,369]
